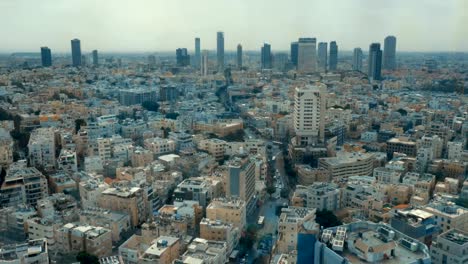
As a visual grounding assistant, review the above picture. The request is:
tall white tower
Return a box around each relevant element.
[293,83,327,145]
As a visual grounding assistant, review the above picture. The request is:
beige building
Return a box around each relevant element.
[98,186,148,227]
[0,128,13,167]
[199,218,240,254]
[193,119,243,137]
[79,207,131,242]
[386,137,417,157]
[131,147,154,167]
[422,201,468,233]
[198,138,226,161]
[318,151,375,179]
[206,198,247,231]
[277,206,318,253]
[27,127,56,170]
[79,178,109,209]
[56,223,112,258]
[296,165,331,185]
[144,137,176,156]
[178,238,227,264]
[139,236,180,264]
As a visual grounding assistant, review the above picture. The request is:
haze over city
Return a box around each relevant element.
[1,0,468,52]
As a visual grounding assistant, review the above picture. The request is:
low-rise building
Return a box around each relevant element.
[56,223,112,258]
[0,239,49,264]
[206,198,246,230]
[431,229,468,264]
[422,201,468,233]
[293,183,341,211]
[177,238,227,264]
[318,151,375,179]
[79,207,131,242]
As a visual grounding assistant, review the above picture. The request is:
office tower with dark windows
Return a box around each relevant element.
[71,39,82,67]
[368,43,382,80]
[176,48,190,67]
[329,41,338,71]
[194,37,201,68]
[352,48,363,71]
[297,38,317,73]
[317,42,327,71]
[290,42,299,67]
[261,43,272,69]
[217,31,224,71]
[40,47,52,67]
[92,50,98,66]
[237,44,243,69]
[383,35,397,70]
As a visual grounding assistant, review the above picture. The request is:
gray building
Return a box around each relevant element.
[329,41,338,71]
[352,47,363,71]
[317,42,327,71]
[261,43,272,69]
[194,37,201,68]
[217,31,224,71]
[71,38,82,67]
[92,50,98,66]
[431,229,468,264]
[297,38,317,73]
[237,44,242,69]
[368,43,382,80]
[383,35,397,70]
[40,47,52,67]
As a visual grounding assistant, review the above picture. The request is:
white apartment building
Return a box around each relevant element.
[293,83,327,145]
[144,137,176,156]
[294,182,341,211]
[448,141,463,160]
[373,167,401,184]
[28,127,56,170]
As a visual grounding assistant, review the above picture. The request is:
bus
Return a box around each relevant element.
[257,216,265,226]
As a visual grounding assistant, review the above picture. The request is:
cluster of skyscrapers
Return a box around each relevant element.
[40,38,99,68]
[39,32,397,82]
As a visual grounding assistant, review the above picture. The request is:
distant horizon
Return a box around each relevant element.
[0,0,467,53]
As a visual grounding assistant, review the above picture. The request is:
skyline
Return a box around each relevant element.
[0,0,467,53]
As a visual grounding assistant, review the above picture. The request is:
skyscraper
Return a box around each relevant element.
[383,35,397,70]
[237,44,243,69]
[317,42,328,71]
[293,83,327,145]
[297,38,317,73]
[329,41,338,71]
[261,43,272,69]
[352,48,363,71]
[290,42,299,67]
[176,48,190,67]
[71,39,82,67]
[216,32,224,71]
[368,43,382,80]
[40,47,52,67]
[92,50,98,66]
[201,50,209,76]
[194,37,201,68]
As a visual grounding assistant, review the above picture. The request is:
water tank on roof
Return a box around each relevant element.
[157,239,168,247]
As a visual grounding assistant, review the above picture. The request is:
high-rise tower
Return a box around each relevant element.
[40,47,52,67]
[317,42,328,71]
[329,41,338,71]
[290,42,299,67]
[368,43,382,80]
[71,39,82,67]
[297,38,317,73]
[352,48,363,71]
[194,37,201,68]
[92,50,98,66]
[383,36,397,70]
[261,43,272,69]
[237,44,243,69]
[293,83,327,145]
[217,32,224,71]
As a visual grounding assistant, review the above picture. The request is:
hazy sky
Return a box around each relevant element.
[1,0,467,53]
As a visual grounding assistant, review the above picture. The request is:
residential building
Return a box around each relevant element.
[28,127,56,170]
[199,218,240,254]
[56,223,112,258]
[139,236,180,264]
[318,151,375,179]
[0,239,49,264]
[277,206,318,253]
[352,47,363,71]
[431,229,468,264]
[293,182,341,211]
[226,155,256,205]
[206,198,246,230]
[422,201,468,233]
[390,209,438,245]
[79,207,131,242]
[178,238,227,264]
[144,137,176,156]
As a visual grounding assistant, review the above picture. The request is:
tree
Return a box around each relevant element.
[75,119,87,133]
[76,251,99,264]
[397,108,408,116]
[165,112,179,120]
[141,101,160,112]
[266,186,276,196]
[315,210,342,228]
